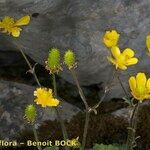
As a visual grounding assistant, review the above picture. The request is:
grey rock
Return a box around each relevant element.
[111,101,150,122]
[0,0,150,99]
[111,107,132,122]
[0,51,22,66]
[0,80,80,140]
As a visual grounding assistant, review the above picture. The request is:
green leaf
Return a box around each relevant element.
[43,146,59,150]
[93,143,125,150]
[123,97,134,106]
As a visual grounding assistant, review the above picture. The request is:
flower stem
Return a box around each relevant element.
[14,40,43,149]
[70,69,89,110]
[52,74,69,150]
[91,69,117,111]
[52,74,57,97]
[70,69,90,150]
[13,39,41,87]
[32,124,42,150]
[117,73,129,98]
[126,102,140,150]
[82,111,90,150]
[13,40,69,149]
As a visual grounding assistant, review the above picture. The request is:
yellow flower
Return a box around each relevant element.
[69,137,80,148]
[103,30,120,48]
[107,46,138,70]
[34,88,59,107]
[0,15,30,37]
[146,35,150,54]
[129,72,150,102]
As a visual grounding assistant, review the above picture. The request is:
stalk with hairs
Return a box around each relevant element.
[45,48,69,150]
[0,15,69,150]
[64,50,91,150]
[126,72,150,150]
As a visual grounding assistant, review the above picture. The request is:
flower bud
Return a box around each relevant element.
[103,30,120,48]
[24,104,37,123]
[146,35,150,55]
[46,48,62,74]
[64,50,76,69]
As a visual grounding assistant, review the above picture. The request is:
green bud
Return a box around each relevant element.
[46,48,62,74]
[24,104,37,123]
[64,50,76,69]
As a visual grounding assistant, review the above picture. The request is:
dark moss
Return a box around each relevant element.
[136,103,150,150]
[14,100,128,150]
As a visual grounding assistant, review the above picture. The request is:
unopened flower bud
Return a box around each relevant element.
[64,50,76,69]
[24,104,37,123]
[46,48,62,74]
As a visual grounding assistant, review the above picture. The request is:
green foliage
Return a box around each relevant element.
[93,143,125,150]
[123,97,134,106]
[43,146,59,150]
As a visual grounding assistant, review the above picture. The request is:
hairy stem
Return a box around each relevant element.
[70,69,89,110]
[52,74,57,97]
[92,69,117,110]
[32,124,42,150]
[14,40,41,87]
[70,69,90,150]
[117,72,129,98]
[14,40,69,149]
[14,40,43,150]
[126,102,140,150]
[52,74,69,150]
[82,111,90,150]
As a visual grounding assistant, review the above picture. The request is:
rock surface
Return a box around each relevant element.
[0,80,80,140]
[0,0,150,98]
[111,100,150,122]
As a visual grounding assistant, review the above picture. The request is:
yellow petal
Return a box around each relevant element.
[103,30,120,48]
[103,39,113,48]
[107,56,119,69]
[15,15,30,26]
[111,30,119,35]
[122,48,134,57]
[107,56,116,65]
[129,76,136,92]
[48,98,60,106]
[0,22,3,28]
[118,64,127,70]
[146,35,150,53]
[131,91,140,101]
[126,58,138,65]
[111,46,121,58]
[145,94,150,99]
[2,16,14,24]
[146,78,150,89]
[41,104,46,107]
[136,73,147,93]
[11,27,22,37]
